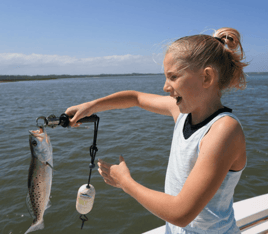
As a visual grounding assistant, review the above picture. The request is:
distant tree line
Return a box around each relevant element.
[0,72,267,82]
[0,73,164,82]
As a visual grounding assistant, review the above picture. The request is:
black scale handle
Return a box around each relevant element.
[47,113,99,128]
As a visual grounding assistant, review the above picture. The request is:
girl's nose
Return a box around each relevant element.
[163,80,172,93]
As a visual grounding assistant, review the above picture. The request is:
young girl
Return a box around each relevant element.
[65,27,248,233]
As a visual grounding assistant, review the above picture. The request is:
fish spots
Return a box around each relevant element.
[29,181,44,219]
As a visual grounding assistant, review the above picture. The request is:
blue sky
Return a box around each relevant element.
[0,0,267,75]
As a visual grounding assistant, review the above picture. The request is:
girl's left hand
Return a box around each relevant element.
[98,155,132,189]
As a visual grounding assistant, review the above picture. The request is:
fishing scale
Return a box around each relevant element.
[36,113,100,229]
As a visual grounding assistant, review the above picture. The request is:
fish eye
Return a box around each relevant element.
[32,140,37,146]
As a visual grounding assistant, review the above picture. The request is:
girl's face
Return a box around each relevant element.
[163,52,205,114]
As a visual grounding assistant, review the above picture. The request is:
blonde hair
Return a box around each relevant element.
[166,27,249,91]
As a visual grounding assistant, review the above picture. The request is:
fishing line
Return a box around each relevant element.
[75,115,100,229]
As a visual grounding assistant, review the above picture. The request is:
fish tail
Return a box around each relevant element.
[24,219,44,234]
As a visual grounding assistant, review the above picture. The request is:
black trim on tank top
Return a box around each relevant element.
[183,106,232,140]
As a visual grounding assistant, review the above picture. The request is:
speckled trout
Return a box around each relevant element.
[25,127,53,234]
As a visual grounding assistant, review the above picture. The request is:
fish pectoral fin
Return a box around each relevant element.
[44,161,56,173]
[44,161,55,171]
[25,193,36,219]
[45,199,51,210]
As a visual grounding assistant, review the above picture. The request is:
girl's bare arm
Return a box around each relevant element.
[65,90,180,126]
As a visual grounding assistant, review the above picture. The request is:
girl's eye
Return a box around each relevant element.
[170,75,177,81]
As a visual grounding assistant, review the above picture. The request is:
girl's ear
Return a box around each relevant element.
[202,67,217,89]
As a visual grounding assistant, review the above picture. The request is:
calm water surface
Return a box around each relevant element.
[0,75,267,233]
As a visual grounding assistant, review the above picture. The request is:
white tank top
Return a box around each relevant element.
[165,112,245,234]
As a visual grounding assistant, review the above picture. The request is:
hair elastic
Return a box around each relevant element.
[214,37,225,45]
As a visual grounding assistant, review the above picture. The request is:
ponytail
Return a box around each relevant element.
[213,27,248,90]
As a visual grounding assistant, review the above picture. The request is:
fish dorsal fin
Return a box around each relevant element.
[26,192,36,219]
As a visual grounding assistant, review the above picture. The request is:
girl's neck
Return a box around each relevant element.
[190,101,223,125]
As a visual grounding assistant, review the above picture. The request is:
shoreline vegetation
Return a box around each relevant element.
[0,72,267,82]
[0,73,163,82]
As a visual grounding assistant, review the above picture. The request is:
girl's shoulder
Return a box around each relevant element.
[202,113,245,147]
[201,114,246,171]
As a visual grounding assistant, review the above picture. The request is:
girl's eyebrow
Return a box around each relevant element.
[166,65,184,74]
[166,65,189,76]
[166,71,176,75]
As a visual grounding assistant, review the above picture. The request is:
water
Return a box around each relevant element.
[0,74,267,233]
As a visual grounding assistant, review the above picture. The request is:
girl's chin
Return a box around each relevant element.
[177,103,191,114]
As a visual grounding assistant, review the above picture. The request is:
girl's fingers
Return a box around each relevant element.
[98,168,108,178]
[98,159,111,169]
[73,122,81,127]
[104,180,114,187]
[98,168,117,187]
[98,160,111,173]
[104,178,117,187]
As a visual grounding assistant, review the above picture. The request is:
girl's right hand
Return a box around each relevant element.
[65,102,92,127]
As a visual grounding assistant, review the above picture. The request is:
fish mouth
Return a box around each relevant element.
[29,128,47,144]
[29,127,44,136]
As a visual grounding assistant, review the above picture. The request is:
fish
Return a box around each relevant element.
[25,127,53,234]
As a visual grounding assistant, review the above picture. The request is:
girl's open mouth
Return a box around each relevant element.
[176,96,182,104]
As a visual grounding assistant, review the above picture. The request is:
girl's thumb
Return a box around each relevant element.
[119,155,125,162]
